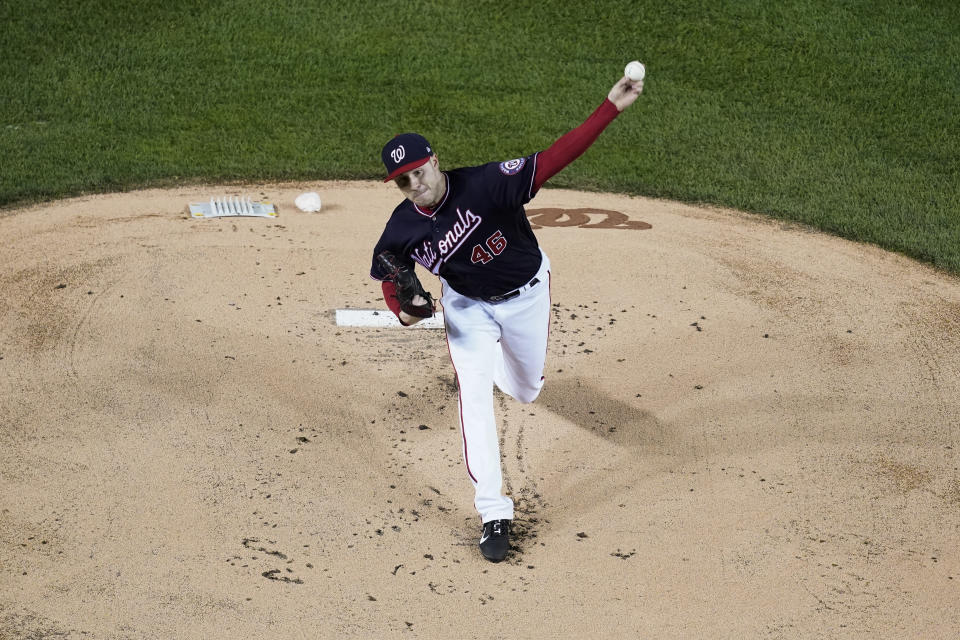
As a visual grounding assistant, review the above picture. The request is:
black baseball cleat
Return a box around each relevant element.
[479,519,510,562]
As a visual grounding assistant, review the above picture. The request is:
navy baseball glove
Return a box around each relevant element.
[377,251,436,319]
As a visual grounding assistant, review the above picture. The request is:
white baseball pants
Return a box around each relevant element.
[441,251,552,523]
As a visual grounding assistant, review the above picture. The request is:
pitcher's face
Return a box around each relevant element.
[394,156,445,208]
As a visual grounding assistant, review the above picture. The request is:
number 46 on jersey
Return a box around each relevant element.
[471,230,507,264]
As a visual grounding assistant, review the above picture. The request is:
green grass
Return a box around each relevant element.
[2,0,958,273]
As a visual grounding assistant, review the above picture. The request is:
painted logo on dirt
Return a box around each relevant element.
[526,208,651,230]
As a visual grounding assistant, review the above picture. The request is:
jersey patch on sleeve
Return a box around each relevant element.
[498,157,526,175]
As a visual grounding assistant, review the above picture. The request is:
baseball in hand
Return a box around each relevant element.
[625,60,646,82]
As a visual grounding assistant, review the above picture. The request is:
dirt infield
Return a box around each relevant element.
[2,182,959,638]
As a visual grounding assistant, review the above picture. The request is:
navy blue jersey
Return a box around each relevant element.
[370,154,543,299]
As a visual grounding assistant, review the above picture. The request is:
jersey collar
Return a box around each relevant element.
[413,173,449,218]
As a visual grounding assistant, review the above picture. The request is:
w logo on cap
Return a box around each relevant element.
[382,133,434,182]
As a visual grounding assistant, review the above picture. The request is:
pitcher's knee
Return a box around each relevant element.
[515,391,539,404]
[514,378,545,404]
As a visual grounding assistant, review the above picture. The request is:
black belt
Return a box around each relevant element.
[483,277,540,303]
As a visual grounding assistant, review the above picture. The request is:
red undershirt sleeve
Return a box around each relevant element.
[533,98,621,192]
